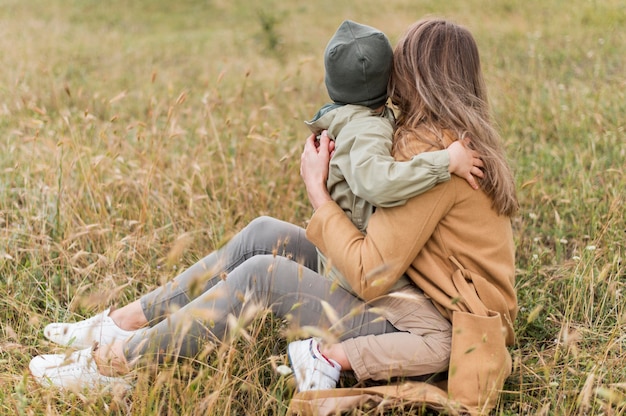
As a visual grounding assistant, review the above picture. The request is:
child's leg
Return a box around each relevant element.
[339,285,452,381]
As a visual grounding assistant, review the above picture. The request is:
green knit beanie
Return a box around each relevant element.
[324,20,393,108]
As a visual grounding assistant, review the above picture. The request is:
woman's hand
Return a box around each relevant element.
[301,130,334,210]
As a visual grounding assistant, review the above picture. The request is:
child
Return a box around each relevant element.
[304,20,480,296]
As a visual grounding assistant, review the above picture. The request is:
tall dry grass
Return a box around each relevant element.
[0,0,624,414]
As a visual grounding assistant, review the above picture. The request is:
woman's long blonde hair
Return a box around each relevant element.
[389,18,518,216]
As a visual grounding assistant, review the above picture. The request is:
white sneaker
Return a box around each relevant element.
[44,308,137,349]
[288,338,341,391]
[29,347,132,391]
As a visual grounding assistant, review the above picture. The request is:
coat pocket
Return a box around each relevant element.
[447,310,512,415]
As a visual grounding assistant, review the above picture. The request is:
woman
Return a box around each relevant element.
[298,19,519,403]
[30,18,517,403]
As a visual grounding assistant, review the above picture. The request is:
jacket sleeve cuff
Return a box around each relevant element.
[306,200,345,248]
[417,150,451,183]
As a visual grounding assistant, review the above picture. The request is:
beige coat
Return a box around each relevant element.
[297,130,517,414]
[306,131,517,345]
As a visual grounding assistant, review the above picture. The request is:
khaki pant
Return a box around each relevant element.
[124,216,451,381]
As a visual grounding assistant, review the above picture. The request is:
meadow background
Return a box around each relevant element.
[0,0,624,414]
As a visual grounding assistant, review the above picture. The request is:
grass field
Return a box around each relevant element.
[0,0,625,414]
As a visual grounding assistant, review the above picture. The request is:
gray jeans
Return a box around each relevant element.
[124,216,451,381]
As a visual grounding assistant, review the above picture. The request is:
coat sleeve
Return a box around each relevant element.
[306,181,455,300]
[333,118,451,208]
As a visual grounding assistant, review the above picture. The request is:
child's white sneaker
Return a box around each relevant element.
[44,308,137,349]
[288,338,341,391]
[29,347,132,391]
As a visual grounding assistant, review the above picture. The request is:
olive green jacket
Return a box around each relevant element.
[305,104,451,294]
[305,103,451,232]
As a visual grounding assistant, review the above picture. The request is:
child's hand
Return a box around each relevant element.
[447,139,484,190]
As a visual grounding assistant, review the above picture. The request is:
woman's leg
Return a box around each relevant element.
[122,254,395,365]
[93,263,449,386]
[44,216,316,349]
[110,216,318,330]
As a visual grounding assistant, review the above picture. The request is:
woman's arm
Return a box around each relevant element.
[301,132,454,300]
[306,187,452,300]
